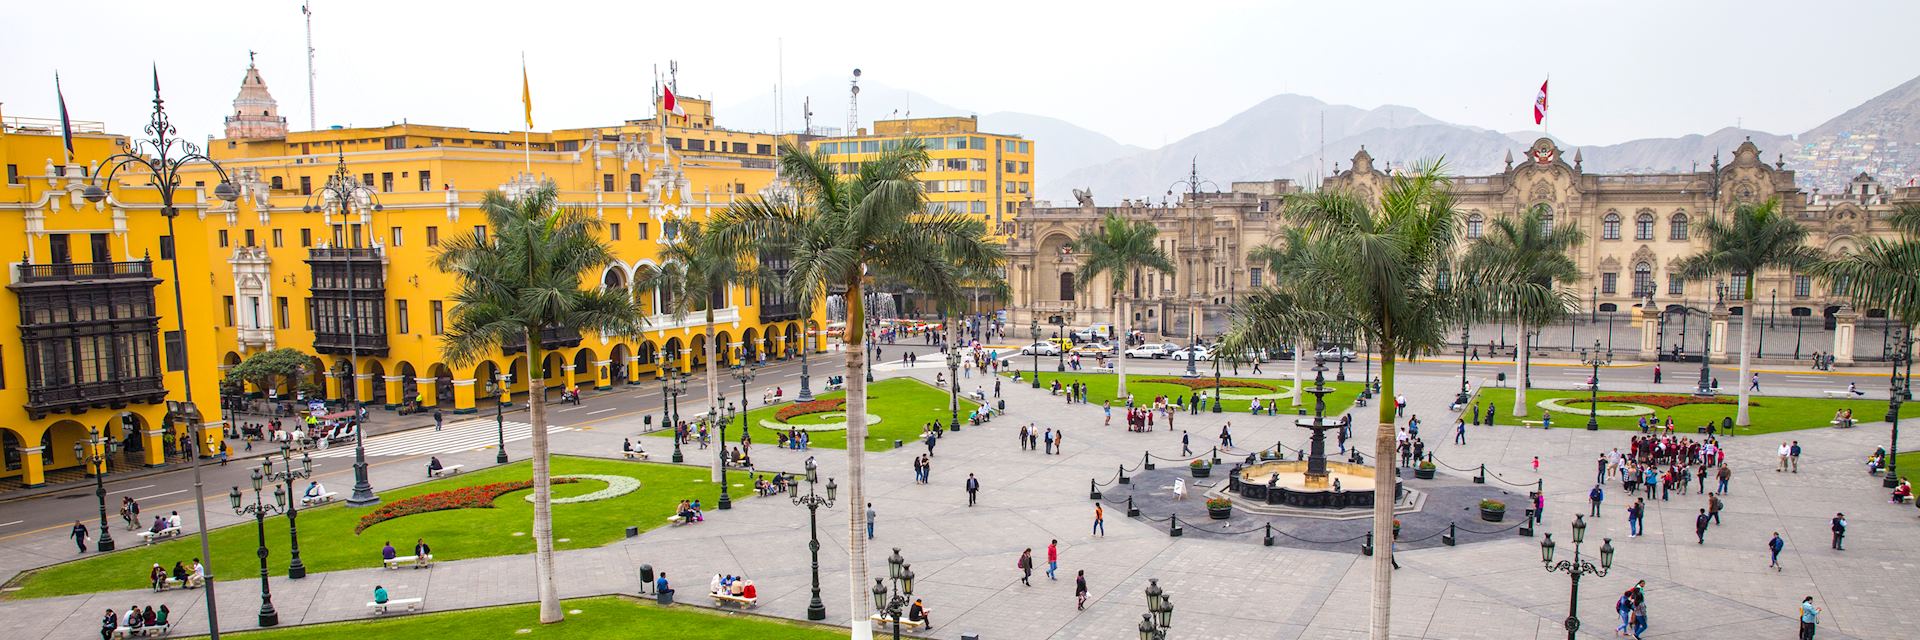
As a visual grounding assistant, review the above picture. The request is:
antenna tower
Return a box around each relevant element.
[847,68,862,137]
[303,1,317,130]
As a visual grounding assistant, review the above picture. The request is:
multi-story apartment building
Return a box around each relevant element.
[183,63,823,418]
[0,111,228,488]
[810,116,1034,239]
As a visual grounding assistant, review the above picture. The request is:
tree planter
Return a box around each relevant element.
[1480,506,1506,522]
[1207,505,1231,520]
[1414,466,1436,480]
[1189,465,1212,478]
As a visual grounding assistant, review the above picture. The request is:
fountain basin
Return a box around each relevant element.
[1230,460,1390,509]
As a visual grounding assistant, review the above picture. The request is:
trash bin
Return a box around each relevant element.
[625,526,639,538]
[894,439,904,449]
[638,564,655,594]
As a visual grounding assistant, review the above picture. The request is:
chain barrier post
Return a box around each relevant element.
[1362,531,1374,556]
[1118,465,1130,485]
[1127,495,1139,517]
[1169,514,1183,537]
[1143,451,1154,471]
[1090,479,1101,500]
[1263,523,1275,547]
[1475,463,1486,484]
[1443,522,1457,546]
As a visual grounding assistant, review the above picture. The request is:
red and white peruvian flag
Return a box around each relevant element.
[1533,79,1549,125]
[663,85,686,117]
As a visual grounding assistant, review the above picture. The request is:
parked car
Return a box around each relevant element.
[1169,346,1214,361]
[1019,341,1063,356]
[1073,342,1116,357]
[1315,346,1357,362]
[1126,343,1178,359]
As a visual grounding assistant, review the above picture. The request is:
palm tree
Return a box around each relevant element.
[1278,162,1462,639]
[1072,213,1176,399]
[635,219,752,486]
[1810,203,1920,326]
[1461,204,1584,418]
[1673,198,1819,426]
[709,139,998,638]
[1248,227,1334,406]
[434,182,648,624]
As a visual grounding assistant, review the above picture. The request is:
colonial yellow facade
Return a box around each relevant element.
[0,114,229,488]
[810,116,1033,239]
[184,64,826,420]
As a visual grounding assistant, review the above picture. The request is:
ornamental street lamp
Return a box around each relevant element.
[1211,343,1224,413]
[798,317,816,402]
[946,342,962,432]
[1580,341,1613,431]
[1540,515,1615,640]
[790,459,837,621]
[72,427,118,552]
[1884,327,1911,488]
[720,363,757,511]
[1695,300,1714,397]
[1457,324,1472,406]
[663,369,689,464]
[1361,336,1374,400]
[264,446,314,579]
[1140,577,1174,639]
[229,465,287,627]
[866,323,877,383]
[1030,319,1042,388]
[85,71,240,639]
[302,150,385,509]
[871,548,916,640]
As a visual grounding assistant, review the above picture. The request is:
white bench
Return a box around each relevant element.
[383,554,433,570]
[622,450,650,460]
[1520,420,1546,429]
[153,577,185,591]
[710,593,758,608]
[428,464,463,478]
[137,527,182,544]
[871,613,929,630]
[300,491,339,506]
[1573,382,1596,391]
[1822,390,1860,399]
[368,597,424,614]
[112,622,171,638]
[668,515,689,526]
[1831,419,1856,428]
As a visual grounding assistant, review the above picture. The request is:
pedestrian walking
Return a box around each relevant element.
[1016,548,1033,586]
[70,520,88,554]
[1596,454,1609,484]
[1454,419,1466,445]
[1531,456,1540,473]
[1708,492,1723,525]
[1652,364,1662,384]
[1075,570,1088,610]
[1181,430,1192,456]
[994,378,1001,398]
[433,408,444,431]
[925,431,937,457]
[1219,423,1234,448]
[1054,429,1063,454]
[1093,503,1105,536]
[1043,428,1054,455]
[1103,401,1111,426]
[1778,442,1791,472]
[1589,484,1605,517]
[1615,589,1635,637]
[1830,513,1846,551]
[1799,596,1821,640]
[1627,499,1644,537]
[966,473,980,507]
[1789,440,1801,473]
[1694,509,1710,544]
[867,503,876,539]
[1046,540,1059,580]
[1768,532,1785,571]
[1750,373,1761,391]
[1716,462,1731,493]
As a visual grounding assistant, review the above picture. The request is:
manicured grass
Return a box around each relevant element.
[645,377,976,450]
[199,595,847,640]
[1896,450,1920,480]
[1005,370,1364,416]
[1471,388,1920,434]
[11,457,722,599]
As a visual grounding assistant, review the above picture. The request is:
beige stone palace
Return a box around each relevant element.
[1005,137,1919,357]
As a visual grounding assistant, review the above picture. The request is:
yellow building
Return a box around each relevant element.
[810,116,1033,239]
[0,111,228,488]
[184,63,825,418]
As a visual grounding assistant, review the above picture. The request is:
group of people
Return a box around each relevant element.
[117,497,143,530]
[752,472,790,497]
[1015,423,1063,454]
[708,574,759,599]
[99,603,170,639]
[774,426,812,450]
[1013,541,1088,614]
[144,558,204,591]
[674,499,706,524]
[1049,379,1091,404]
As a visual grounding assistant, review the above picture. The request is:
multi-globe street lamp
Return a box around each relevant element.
[1540,515,1615,640]
[790,458,837,621]
[719,363,756,511]
[72,428,118,552]
[228,464,288,627]
[871,547,917,640]
[264,446,314,579]
[662,368,689,464]
[946,343,962,432]
[1139,577,1175,639]
[1030,319,1042,388]
[1580,340,1614,431]
[1883,327,1911,488]
[303,150,384,508]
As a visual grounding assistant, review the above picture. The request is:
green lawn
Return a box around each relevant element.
[11,457,723,599]
[1896,450,1920,480]
[198,595,847,640]
[646,377,976,450]
[1005,370,1364,416]
[1472,388,1920,434]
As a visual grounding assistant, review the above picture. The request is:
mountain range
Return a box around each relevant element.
[722,73,1920,204]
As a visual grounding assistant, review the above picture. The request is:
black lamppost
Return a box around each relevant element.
[798,316,816,402]
[1540,515,1615,640]
[1030,319,1042,388]
[86,72,241,639]
[946,344,962,432]
[1695,298,1714,397]
[72,428,118,552]
[1579,341,1613,431]
[1361,336,1374,400]
[866,323,876,383]
[302,151,384,508]
[720,363,756,510]
[1055,315,1067,372]
[791,458,837,621]
[1457,324,1472,406]
[229,464,286,627]
[1210,344,1223,413]
[1140,577,1174,639]
[663,370,688,464]
[870,548,916,640]
[1883,327,1910,488]
[265,445,313,579]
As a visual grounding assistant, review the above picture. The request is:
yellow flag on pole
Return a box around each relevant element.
[521,58,534,129]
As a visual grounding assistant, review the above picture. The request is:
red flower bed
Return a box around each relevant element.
[1137,377,1276,391]
[355,478,577,534]
[1583,394,1742,409]
[777,398,847,422]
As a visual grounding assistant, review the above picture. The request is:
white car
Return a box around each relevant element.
[1316,347,1357,362]
[1168,346,1213,361]
[1018,342,1062,356]
[1126,343,1177,359]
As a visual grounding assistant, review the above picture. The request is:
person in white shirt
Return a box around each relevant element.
[303,481,328,504]
[167,511,182,530]
[1779,442,1792,472]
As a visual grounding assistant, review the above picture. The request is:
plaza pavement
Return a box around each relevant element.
[0,359,1913,639]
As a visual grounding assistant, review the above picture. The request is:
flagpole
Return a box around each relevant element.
[522,53,532,177]
[1544,73,1550,138]
[55,72,71,166]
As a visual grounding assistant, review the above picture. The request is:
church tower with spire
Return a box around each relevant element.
[224,54,288,140]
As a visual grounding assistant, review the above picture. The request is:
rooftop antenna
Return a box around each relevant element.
[776,38,784,134]
[669,60,679,93]
[803,96,813,135]
[847,68,862,137]
[302,1,316,130]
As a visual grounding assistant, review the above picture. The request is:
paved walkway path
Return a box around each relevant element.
[2,363,1912,639]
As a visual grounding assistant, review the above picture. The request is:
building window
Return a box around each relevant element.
[387,227,401,247]
[272,228,284,247]
[1466,213,1483,239]
[629,174,642,192]
[164,331,185,372]
[1635,212,1655,240]
[270,176,283,190]
[474,225,487,242]
[1729,272,1748,300]
[1669,275,1686,295]
[1601,272,1618,295]
[277,296,290,329]
[1059,273,1076,301]
[217,230,230,248]
[1249,268,1262,288]
[420,170,432,191]
[300,175,311,195]
[243,229,255,247]
[1794,275,1811,298]
[1537,206,1554,235]
[431,300,445,335]
[1669,213,1689,241]
[1633,262,1654,296]
[609,224,621,241]
[5,164,17,184]
[300,228,313,247]
[426,226,439,246]
[1601,213,1621,240]
[395,300,410,334]
[603,174,615,192]
[637,222,649,239]
[223,296,235,326]
[362,173,374,188]
[381,172,394,192]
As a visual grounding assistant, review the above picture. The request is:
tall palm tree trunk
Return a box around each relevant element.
[1115,295,1129,398]
[1512,317,1530,417]
[525,334,562,624]
[705,308,721,482]
[1370,341,1398,640]
[843,279,873,640]
[1735,296,1754,426]
[1291,339,1306,407]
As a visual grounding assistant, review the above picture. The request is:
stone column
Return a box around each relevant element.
[1710,304,1730,363]
[1638,302,1662,361]
[561,364,577,391]
[452,379,478,414]
[383,376,406,409]
[354,373,376,406]
[1833,305,1859,365]
[594,359,613,390]
[18,446,46,487]
[497,374,513,407]
[324,372,345,402]
[681,349,695,373]
[414,378,439,409]
[626,355,643,385]
[140,426,168,467]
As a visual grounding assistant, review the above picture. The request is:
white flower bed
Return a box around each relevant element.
[529,474,642,505]
[1536,397,1654,417]
[759,413,883,432]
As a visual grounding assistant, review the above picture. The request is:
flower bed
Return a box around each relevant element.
[1586,394,1744,409]
[777,398,847,422]
[1137,377,1275,391]
[355,478,577,534]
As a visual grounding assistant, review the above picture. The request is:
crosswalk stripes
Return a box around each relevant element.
[306,418,571,459]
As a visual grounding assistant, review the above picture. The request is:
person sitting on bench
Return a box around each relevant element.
[909,598,931,627]
[149,516,168,535]
[382,541,397,563]
[304,480,328,503]
[149,564,168,591]
[655,573,675,599]
[427,457,444,477]
[1894,478,1913,503]
[1850,382,1864,396]
[413,538,432,567]
[154,605,169,627]
[373,585,390,605]
[171,562,189,586]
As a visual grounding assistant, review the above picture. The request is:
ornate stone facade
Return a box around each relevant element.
[223,60,287,140]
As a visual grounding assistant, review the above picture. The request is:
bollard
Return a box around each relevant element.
[1362,531,1374,556]
[1118,465,1130,485]
[1211,447,1221,466]
[1519,510,1535,537]
[1126,495,1139,517]
[625,526,640,538]
[1090,479,1101,500]
[1474,464,1486,484]
[1263,523,1276,547]
[1296,449,1305,461]
[1169,515,1183,537]
[1442,523,1456,547]
[1143,452,1155,471]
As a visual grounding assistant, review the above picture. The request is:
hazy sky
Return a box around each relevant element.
[5,0,1917,149]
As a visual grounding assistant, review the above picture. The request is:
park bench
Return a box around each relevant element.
[300,491,339,506]
[154,576,185,591]
[870,613,929,630]
[1572,382,1596,391]
[1822,390,1861,399]
[367,597,424,614]
[137,527,183,544]
[710,592,758,608]
[383,554,433,570]
[112,622,171,638]
[428,464,463,478]
[1520,420,1545,429]
[668,515,692,526]
[1831,418,1855,428]
[622,450,650,460]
